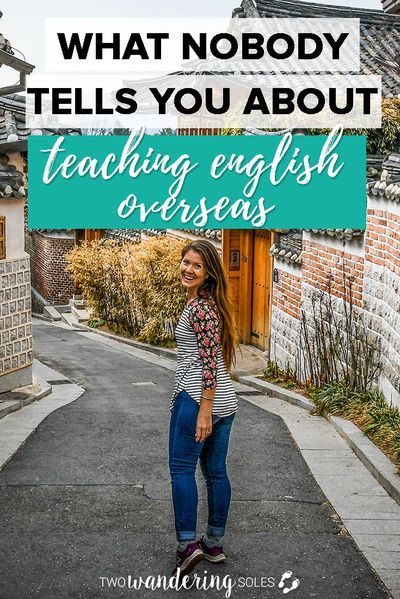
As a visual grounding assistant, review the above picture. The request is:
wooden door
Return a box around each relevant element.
[75,230,104,244]
[250,231,272,350]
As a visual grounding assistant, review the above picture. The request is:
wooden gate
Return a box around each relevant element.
[223,230,272,351]
[250,230,272,350]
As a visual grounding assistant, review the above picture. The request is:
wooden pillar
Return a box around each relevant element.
[239,230,254,344]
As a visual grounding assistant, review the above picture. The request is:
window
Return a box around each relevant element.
[0,217,5,259]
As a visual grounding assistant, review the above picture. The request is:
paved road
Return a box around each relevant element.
[0,323,391,599]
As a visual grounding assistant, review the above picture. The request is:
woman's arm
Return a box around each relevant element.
[188,298,221,441]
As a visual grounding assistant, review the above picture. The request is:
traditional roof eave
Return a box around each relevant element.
[0,94,26,115]
[34,230,75,239]
[238,0,400,25]
[0,160,25,199]
[367,153,400,200]
[269,242,303,265]
[0,47,34,75]
[0,139,27,153]
[304,229,365,240]
[181,228,222,241]
[235,0,400,99]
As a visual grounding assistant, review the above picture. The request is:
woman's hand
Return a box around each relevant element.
[195,407,213,443]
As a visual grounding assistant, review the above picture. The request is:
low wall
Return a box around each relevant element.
[0,253,33,393]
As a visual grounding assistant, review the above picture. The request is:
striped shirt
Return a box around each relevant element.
[170,295,238,417]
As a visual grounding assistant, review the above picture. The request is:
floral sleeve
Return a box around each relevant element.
[188,298,221,390]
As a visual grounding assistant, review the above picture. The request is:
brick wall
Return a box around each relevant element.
[269,199,400,407]
[25,231,75,304]
[272,269,302,319]
[270,266,302,369]
[302,239,364,306]
[270,235,365,372]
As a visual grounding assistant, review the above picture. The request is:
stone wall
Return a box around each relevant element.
[363,200,400,407]
[269,196,400,407]
[0,254,32,392]
[25,230,75,304]
[302,236,365,307]
[270,262,302,370]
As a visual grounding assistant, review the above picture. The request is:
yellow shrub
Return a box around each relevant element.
[67,236,188,345]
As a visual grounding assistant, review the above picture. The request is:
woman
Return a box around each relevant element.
[169,239,239,577]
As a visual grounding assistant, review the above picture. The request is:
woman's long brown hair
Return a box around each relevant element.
[181,240,239,370]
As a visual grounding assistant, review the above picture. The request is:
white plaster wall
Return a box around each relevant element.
[368,194,400,217]
[273,257,302,277]
[0,198,25,259]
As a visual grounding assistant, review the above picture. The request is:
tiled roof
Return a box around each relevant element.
[104,229,222,243]
[141,229,167,237]
[181,229,222,241]
[0,158,24,198]
[367,153,400,200]
[383,153,400,176]
[383,0,400,12]
[367,154,387,176]
[0,27,28,198]
[304,228,364,240]
[236,0,400,98]
[0,94,81,153]
[237,0,399,24]
[103,229,166,243]
[270,229,303,264]
[0,108,30,147]
[0,33,12,57]
[0,95,81,200]
[270,243,303,264]
[33,230,75,238]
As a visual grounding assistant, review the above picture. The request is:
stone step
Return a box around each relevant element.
[52,304,72,314]
[70,305,91,322]
[43,306,62,321]
[61,312,79,327]
[69,298,86,309]
[0,378,51,420]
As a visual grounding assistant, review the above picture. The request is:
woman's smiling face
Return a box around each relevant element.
[180,249,207,293]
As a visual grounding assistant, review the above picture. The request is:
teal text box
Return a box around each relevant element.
[28,133,366,230]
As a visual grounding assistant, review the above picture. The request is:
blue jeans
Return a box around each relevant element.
[169,390,236,542]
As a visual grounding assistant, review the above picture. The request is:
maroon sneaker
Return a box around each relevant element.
[199,536,226,563]
[173,541,204,577]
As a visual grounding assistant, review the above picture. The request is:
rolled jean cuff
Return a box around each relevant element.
[206,525,225,538]
[177,530,197,542]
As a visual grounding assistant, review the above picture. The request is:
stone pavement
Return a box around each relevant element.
[233,344,266,376]
[0,319,396,599]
